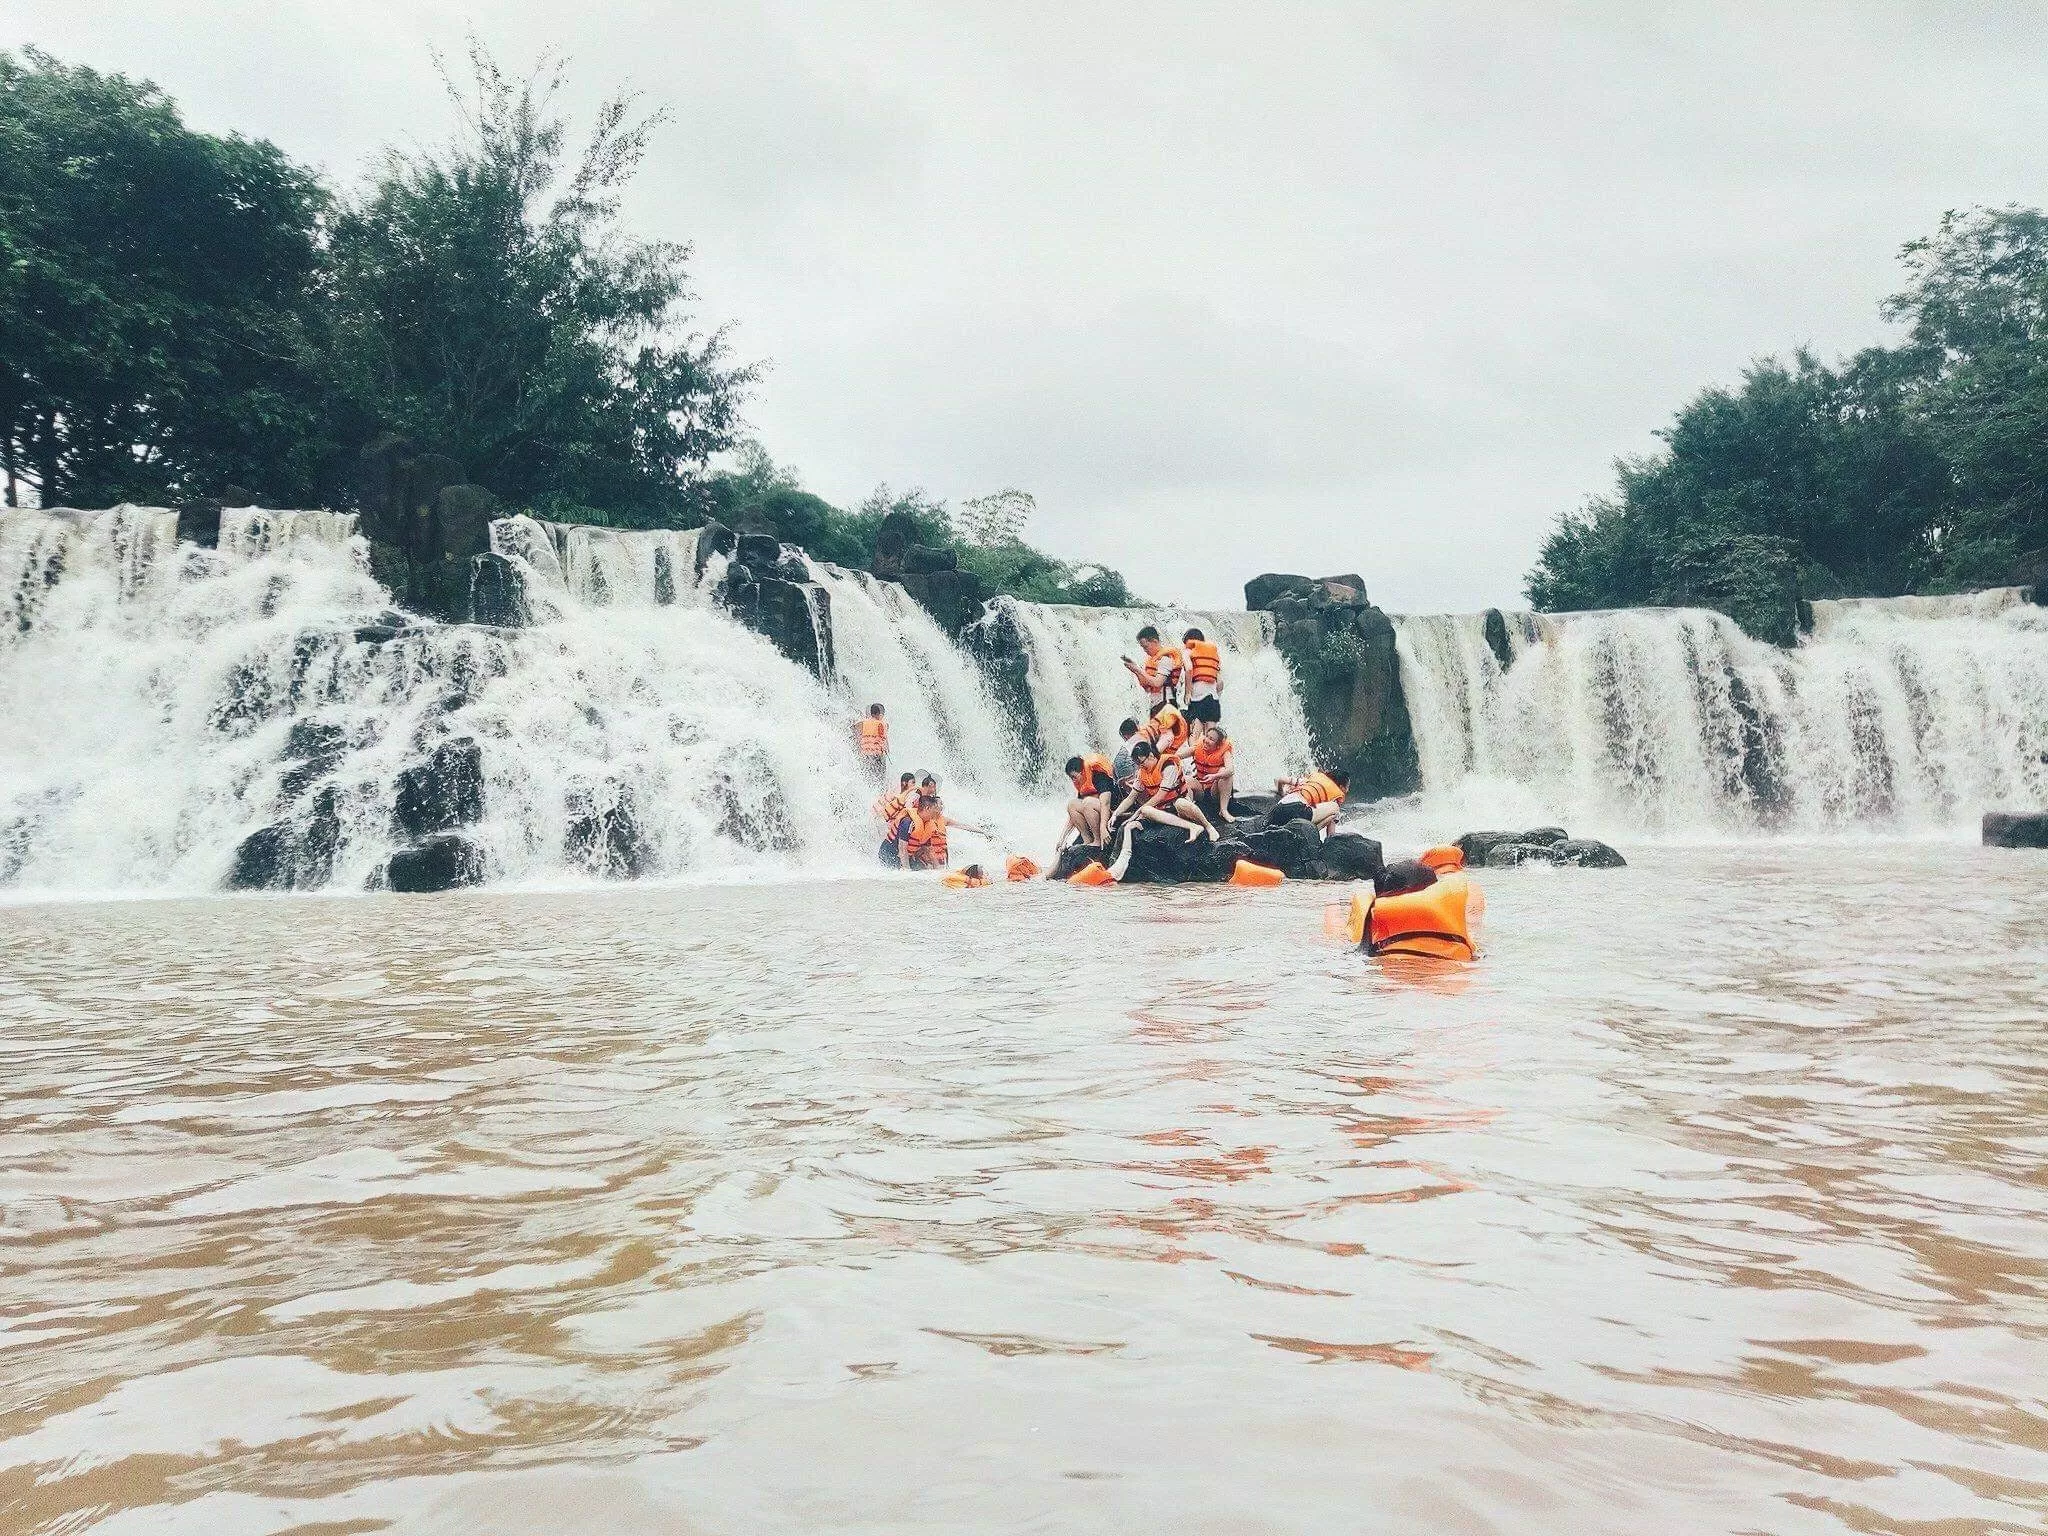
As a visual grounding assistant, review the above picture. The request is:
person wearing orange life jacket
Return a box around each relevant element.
[1107,741,1217,845]
[1271,766,1350,834]
[1180,627,1223,725]
[1180,723,1238,823]
[1121,625,1184,710]
[905,793,989,871]
[1137,699,1189,758]
[853,702,889,787]
[875,771,917,867]
[1057,751,1117,855]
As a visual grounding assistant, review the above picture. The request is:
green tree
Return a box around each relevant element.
[0,48,329,506]
[325,43,757,520]
[1884,206,2048,584]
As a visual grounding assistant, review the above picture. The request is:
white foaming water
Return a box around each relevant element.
[489,515,712,619]
[218,507,361,559]
[806,562,1021,792]
[1392,600,2048,837]
[993,599,1314,789]
[0,507,884,895]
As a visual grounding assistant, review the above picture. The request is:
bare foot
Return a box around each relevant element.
[1184,827,1203,844]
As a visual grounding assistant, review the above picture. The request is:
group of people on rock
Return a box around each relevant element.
[856,621,1351,876]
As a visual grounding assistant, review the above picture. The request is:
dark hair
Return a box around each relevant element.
[921,773,938,786]
[868,702,884,716]
[1183,627,1204,642]
[899,772,915,787]
[1150,699,1176,717]
[1118,718,1139,738]
[1131,741,1156,761]
[1328,768,1350,787]
[961,863,985,880]
[1064,755,1084,775]
[1136,625,1159,643]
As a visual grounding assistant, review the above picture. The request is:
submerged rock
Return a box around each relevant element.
[566,780,650,877]
[1549,838,1628,868]
[227,785,342,891]
[1313,832,1385,882]
[394,737,484,839]
[385,832,486,892]
[1983,811,2048,849]
[1456,827,1567,863]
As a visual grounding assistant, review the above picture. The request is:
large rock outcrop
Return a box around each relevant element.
[351,438,500,621]
[1246,573,1419,801]
[718,556,833,676]
[871,511,990,635]
[960,601,1044,767]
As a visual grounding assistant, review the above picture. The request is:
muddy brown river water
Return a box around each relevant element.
[1,844,2044,1533]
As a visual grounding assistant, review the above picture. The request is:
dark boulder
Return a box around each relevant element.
[226,785,341,891]
[469,552,528,626]
[1455,827,1566,863]
[960,601,1042,768]
[900,567,992,637]
[1984,811,2048,849]
[1227,792,1276,821]
[1374,859,1439,897]
[719,566,834,677]
[772,545,811,582]
[1051,842,1108,881]
[566,781,650,878]
[694,520,738,577]
[902,544,958,575]
[1481,609,1514,671]
[385,832,486,893]
[437,484,498,560]
[870,510,922,575]
[735,531,783,570]
[279,721,349,800]
[174,498,222,549]
[1237,818,1324,878]
[1313,832,1384,882]
[1483,841,1553,868]
[1317,574,1368,604]
[1550,838,1627,868]
[1115,823,1230,884]
[394,737,485,839]
[1244,573,1315,610]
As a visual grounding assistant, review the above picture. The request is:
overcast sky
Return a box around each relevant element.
[16,2,2048,608]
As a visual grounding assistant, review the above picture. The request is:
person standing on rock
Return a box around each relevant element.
[876,772,916,866]
[1122,626,1184,711]
[1112,719,1141,794]
[1181,627,1223,726]
[854,703,890,787]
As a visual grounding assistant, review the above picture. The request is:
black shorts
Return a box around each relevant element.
[1185,694,1221,723]
[1268,798,1312,826]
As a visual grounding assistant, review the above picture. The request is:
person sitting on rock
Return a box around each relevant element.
[1121,625,1184,710]
[1058,752,1117,854]
[906,793,988,871]
[1138,699,1190,758]
[1109,741,1217,845]
[1270,767,1349,833]
[854,702,889,786]
[1181,627,1223,725]
[1180,724,1237,823]
[1111,719,1141,794]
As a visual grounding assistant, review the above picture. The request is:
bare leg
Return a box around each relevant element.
[1312,801,1341,834]
[1173,795,1219,842]
[1214,771,1236,822]
[1139,804,1202,839]
[1081,795,1108,844]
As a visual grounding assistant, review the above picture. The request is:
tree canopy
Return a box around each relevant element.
[1528,206,2048,637]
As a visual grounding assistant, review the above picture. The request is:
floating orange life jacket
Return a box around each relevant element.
[1230,859,1285,887]
[1184,639,1222,687]
[1005,855,1041,881]
[942,868,988,889]
[856,717,889,756]
[1364,873,1483,960]
[1068,860,1115,886]
[907,811,948,866]
[1299,770,1345,808]
[1418,844,1465,873]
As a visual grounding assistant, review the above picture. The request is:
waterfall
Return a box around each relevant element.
[992,599,1314,788]
[1392,601,2048,835]
[804,563,1021,792]
[0,507,874,895]
[489,515,713,618]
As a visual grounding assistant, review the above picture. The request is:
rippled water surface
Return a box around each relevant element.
[2,845,2045,1533]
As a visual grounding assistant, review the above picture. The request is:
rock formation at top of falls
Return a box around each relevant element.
[1244,573,1421,801]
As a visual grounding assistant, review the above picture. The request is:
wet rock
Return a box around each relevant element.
[735,532,784,570]
[566,780,650,878]
[1374,858,1439,897]
[960,601,1042,766]
[437,484,498,561]
[903,544,958,575]
[1051,842,1108,881]
[469,551,527,626]
[718,565,834,677]
[1455,827,1566,863]
[693,520,737,578]
[900,566,992,637]
[1983,811,2048,849]
[1237,818,1324,878]
[227,785,341,891]
[1244,573,1315,610]
[279,720,349,800]
[1313,831,1384,882]
[1116,823,1230,884]
[1549,838,1627,868]
[174,498,222,549]
[393,737,484,839]
[1481,608,1514,671]
[1483,841,1553,868]
[385,831,486,893]
[1227,792,1277,821]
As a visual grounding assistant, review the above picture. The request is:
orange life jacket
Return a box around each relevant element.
[1299,771,1345,808]
[1070,753,1114,795]
[942,869,988,889]
[1365,872,1483,961]
[1190,736,1230,780]
[907,810,948,866]
[1005,855,1041,881]
[1135,756,1168,795]
[1140,707,1187,754]
[1184,639,1222,687]
[856,717,889,756]
[1141,646,1183,696]
[875,791,906,825]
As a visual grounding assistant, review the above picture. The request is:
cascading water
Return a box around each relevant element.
[991,599,1314,788]
[804,562,1021,793]
[1393,599,2048,836]
[0,506,880,895]
[489,514,715,618]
